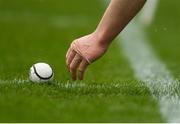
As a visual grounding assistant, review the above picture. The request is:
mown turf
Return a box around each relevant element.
[148,0,180,82]
[0,0,163,122]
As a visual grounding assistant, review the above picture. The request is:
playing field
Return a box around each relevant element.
[0,0,180,122]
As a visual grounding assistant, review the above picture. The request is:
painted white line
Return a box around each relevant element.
[138,0,159,27]
[0,79,146,90]
[0,79,29,84]
[119,20,180,122]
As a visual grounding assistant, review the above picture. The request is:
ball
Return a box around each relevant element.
[29,63,54,83]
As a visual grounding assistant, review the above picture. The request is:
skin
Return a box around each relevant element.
[66,0,146,80]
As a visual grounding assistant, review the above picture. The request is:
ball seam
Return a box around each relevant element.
[33,65,53,80]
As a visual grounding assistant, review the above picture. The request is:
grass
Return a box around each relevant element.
[148,0,180,80]
[1,0,179,122]
[0,81,161,122]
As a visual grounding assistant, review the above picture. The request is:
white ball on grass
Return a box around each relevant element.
[29,63,54,83]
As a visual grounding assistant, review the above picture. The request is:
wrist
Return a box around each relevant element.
[93,30,112,47]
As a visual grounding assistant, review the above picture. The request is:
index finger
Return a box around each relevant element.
[70,54,83,80]
[78,59,89,80]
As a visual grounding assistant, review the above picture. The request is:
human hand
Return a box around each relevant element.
[66,33,109,80]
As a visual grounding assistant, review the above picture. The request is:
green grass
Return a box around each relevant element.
[148,0,180,81]
[1,0,179,122]
[0,81,162,122]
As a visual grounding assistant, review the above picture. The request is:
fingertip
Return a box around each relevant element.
[78,70,84,80]
[72,73,77,81]
[72,77,77,81]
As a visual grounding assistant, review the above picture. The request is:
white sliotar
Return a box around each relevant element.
[29,63,54,83]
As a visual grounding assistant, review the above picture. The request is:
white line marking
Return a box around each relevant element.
[0,79,146,90]
[119,20,180,122]
[0,79,29,84]
[138,0,159,27]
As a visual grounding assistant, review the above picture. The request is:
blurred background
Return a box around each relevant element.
[0,0,104,81]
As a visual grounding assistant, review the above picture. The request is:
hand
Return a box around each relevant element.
[66,33,108,80]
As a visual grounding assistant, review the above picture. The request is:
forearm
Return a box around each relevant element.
[66,0,146,80]
[94,0,146,46]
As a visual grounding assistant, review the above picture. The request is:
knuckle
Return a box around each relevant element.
[70,65,76,71]
[74,57,81,61]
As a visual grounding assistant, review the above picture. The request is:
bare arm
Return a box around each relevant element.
[95,0,146,46]
[66,0,146,80]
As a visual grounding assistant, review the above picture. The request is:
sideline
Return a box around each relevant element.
[120,20,180,122]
